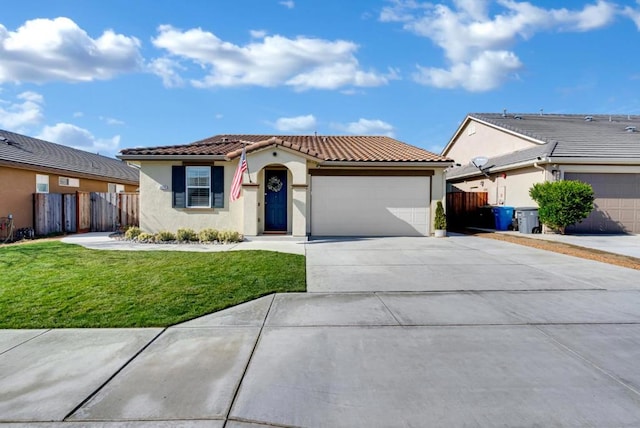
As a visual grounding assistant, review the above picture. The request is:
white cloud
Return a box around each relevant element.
[380,0,617,91]
[151,25,391,90]
[0,17,142,84]
[37,123,121,156]
[100,116,125,126]
[341,118,395,137]
[0,91,44,130]
[414,50,522,92]
[250,29,267,39]
[274,114,317,132]
[279,1,295,9]
[148,57,185,88]
[623,1,640,29]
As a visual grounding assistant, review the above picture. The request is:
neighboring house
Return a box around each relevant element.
[118,135,452,237]
[0,129,139,230]
[442,113,640,233]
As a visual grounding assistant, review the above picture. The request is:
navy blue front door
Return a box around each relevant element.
[265,170,287,231]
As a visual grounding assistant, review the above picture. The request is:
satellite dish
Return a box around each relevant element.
[472,156,489,168]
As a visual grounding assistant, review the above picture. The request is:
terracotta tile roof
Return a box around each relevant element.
[120,135,451,163]
[1,129,139,183]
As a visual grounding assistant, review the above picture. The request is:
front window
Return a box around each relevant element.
[186,166,211,208]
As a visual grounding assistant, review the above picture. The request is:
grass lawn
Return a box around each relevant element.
[0,241,306,328]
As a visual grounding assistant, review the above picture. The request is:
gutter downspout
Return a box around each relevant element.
[533,158,548,180]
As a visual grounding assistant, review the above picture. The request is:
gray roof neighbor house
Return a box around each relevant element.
[445,113,640,179]
[0,129,139,183]
[442,112,640,234]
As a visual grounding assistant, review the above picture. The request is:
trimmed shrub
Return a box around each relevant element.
[155,230,176,242]
[218,230,242,244]
[124,226,142,240]
[529,180,594,234]
[199,228,219,243]
[137,232,155,243]
[176,228,198,242]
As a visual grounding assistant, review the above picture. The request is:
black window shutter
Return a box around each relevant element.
[212,166,224,208]
[172,166,186,208]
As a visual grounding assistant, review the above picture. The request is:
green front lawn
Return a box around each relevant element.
[0,241,305,328]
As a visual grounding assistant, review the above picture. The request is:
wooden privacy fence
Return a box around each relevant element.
[34,192,139,235]
[446,191,489,229]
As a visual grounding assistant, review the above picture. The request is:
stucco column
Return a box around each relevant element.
[242,183,259,236]
[291,184,308,237]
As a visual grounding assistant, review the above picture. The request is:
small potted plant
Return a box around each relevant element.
[434,200,447,238]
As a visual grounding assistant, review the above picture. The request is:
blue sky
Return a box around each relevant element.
[1,0,640,158]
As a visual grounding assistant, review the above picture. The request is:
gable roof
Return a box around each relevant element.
[445,113,640,180]
[0,129,139,184]
[119,134,451,164]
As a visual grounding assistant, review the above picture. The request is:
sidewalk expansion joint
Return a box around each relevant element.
[62,327,168,422]
[223,294,276,427]
[535,325,640,399]
[0,329,51,357]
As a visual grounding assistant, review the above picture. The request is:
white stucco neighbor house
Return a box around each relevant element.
[118,135,452,237]
[442,113,640,233]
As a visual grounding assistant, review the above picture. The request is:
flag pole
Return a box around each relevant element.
[243,142,253,184]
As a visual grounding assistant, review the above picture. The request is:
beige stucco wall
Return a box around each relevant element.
[243,147,308,237]
[138,147,309,236]
[449,166,548,208]
[139,161,241,234]
[559,164,640,176]
[444,120,541,165]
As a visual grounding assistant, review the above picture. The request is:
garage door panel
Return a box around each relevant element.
[311,176,430,236]
[565,173,640,234]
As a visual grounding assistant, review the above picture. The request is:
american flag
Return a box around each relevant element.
[230,147,248,202]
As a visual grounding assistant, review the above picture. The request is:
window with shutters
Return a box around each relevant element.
[173,165,224,209]
[186,166,211,208]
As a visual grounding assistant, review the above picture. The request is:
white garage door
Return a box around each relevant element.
[311,175,431,236]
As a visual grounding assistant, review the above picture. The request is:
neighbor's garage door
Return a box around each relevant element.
[311,174,430,236]
[565,173,640,233]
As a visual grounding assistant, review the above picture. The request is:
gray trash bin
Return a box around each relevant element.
[515,207,540,234]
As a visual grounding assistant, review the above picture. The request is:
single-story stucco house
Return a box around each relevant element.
[118,134,452,237]
[1,129,139,230]
[442,113,640,233]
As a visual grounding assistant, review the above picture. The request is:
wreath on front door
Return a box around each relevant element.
[267,176,283,192]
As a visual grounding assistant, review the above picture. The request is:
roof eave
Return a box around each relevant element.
[0,159,139,185]
[117,154,228,161]
[548,157,640,165]
[441,115,473,156]
[320,160,453,167]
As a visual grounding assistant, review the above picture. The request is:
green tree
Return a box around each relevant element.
[529,180,594,234]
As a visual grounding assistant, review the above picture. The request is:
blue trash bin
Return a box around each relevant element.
[491,206,514,231]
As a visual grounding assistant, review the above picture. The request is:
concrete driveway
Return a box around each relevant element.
[306,234,640,292]
[3,235,640,426]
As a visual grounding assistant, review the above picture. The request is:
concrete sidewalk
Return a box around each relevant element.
[4,289,640,426]
[3,235,640,426]
[506,231,640,259]
[61,232,306,255]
